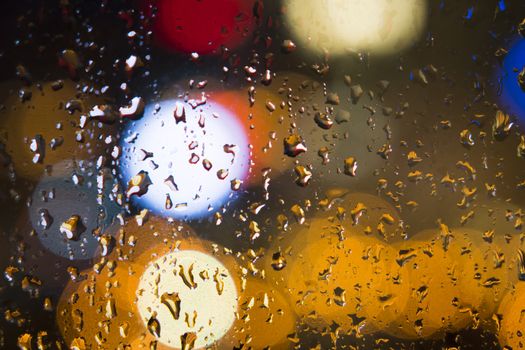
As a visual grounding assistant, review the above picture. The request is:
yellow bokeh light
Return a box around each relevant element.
[136,250,238,349]
[284,0,428,55]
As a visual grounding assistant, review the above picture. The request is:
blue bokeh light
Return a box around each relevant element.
[495,37,525,121]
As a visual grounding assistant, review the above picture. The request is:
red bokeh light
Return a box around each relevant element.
[145,0,256,54]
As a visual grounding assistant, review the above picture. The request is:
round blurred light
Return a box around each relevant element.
[264,191,410,335]
[146,0,256,54]
[0,80,113,180]
[274,222,409,334]
[284,0,428,55]
[230,278,296,348]
[119,99,250,219]
[29,160,119,260]
[498,284,525,349]
[496,37,525,121]
[210,88,294,182]
[136,250,238,348]
[386,229,481,339]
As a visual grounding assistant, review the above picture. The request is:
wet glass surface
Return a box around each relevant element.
[1,1,525,349]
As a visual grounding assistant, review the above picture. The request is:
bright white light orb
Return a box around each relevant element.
[136,250,238,348]
[119,99,250,219]
[284,0,428,55]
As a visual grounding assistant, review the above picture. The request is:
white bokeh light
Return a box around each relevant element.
[284,0,428,55]
[136,250,238,348]
[119,99,250,219]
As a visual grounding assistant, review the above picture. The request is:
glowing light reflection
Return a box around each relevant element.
[136,250,237,348]
[119,99,250,219]
[496,37,525,121]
